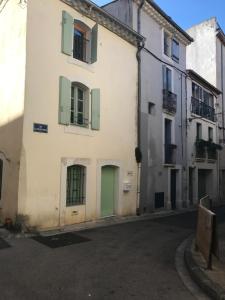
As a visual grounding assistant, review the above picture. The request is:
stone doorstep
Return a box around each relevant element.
[185,237,225,300]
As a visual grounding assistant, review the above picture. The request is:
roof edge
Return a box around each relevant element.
[187,69,222,95]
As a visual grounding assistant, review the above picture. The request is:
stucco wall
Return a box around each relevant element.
[104,0,189,211]
[18,0,138,228]
[0,0,27,219]
[186,18,217,86]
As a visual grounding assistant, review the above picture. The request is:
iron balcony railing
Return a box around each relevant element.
[164,144,176,164]
[191,97,215,122]
[207,148,217,160]
[163,89,177,114]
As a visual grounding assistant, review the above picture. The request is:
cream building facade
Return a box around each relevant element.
[0,0,143,229]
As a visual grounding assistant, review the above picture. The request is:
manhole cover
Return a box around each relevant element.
[0,237,11,250]
[32,232,91,248]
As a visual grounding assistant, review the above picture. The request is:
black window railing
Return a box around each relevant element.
[191,97,215,122]
[165,144,176,164]
[163,89,177,114]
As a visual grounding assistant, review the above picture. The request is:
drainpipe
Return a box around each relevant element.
[221,43,225,141]
[135,0,145,215]
[219,42,224,203]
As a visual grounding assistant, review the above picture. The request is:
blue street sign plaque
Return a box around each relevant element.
[33,123,48,133]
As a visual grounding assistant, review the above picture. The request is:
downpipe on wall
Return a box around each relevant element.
[135,0,145,216]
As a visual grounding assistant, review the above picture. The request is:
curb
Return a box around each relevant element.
[184,237,225,300]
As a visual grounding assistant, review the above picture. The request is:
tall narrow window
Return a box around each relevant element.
[163,66,172,92]
[164,31,170,56]
[66,165,86,206]
[208,127,213,141]
[73,29,86,61]
[71,83,89,127]
[172,39,179,62]
[196,123,202,140]
[0,159,3,200]
[73,21,91,63]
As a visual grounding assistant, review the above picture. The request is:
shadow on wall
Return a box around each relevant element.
[0,116,24,220]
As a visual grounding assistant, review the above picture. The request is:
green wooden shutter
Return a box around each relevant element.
[84,91,89,127]
[59,76,71,125]
[91,89,100,130]
[91,24,98,63]
[61,11,73,56]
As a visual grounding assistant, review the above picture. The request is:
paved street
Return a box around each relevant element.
[0,211,202,300]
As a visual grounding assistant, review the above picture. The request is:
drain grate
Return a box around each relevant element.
[32,232,91,248]
[0,237,11,250]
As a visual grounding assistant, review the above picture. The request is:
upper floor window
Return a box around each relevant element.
[191,82,215,122]
[61,11,98,64]
[172,39,179,62]
[208,127,213,141]
[71,83,89,127]
[163,66,172,92]
[196,123,202,140]
[163,31,179,62]
[59,76,100,130]
[164,32,170,56]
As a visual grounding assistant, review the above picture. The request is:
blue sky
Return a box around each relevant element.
[93,0,225,31]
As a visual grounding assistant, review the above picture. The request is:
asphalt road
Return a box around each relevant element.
[0,211,203,300]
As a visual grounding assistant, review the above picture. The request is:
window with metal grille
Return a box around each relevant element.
[66,165,86,206]
[0,159,3,200]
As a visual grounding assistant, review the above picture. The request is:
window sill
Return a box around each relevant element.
[64,125,96,137]
[67,57,95,73]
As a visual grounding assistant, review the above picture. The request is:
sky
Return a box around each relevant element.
[93,0,225,31]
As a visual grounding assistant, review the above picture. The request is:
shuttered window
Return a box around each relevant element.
[66,165,86,206]
[59,77,100,130]
[61,11,98,64]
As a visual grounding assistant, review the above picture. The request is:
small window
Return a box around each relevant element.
[196,123,202,140]
[163,66,172,92]
[66,165,86,206]
[208,127,213,141]
[164,31,171,56]
[71,83,89,127]
[172,39,179,62]
[148,102,155,114]
[0,159,2,200]
[73,21,91,63]
[192,83,202,100]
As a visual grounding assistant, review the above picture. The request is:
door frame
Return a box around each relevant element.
[97,160,121,218]
[59,157,91,227]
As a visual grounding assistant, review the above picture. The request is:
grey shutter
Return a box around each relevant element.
[59,76,71,125]
[61,11,73,56]
[91,89,100,130]
[162,65,166,90]
[91,24,98,63]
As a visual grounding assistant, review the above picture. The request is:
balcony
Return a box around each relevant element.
[191,97,215,122]
[164,144,177,164]
[207,148,217,160]
[163,89,177,114]
[195,141,206,161]
[195,139,221,162]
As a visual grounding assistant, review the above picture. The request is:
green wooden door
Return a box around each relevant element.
[101,166,116,217]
